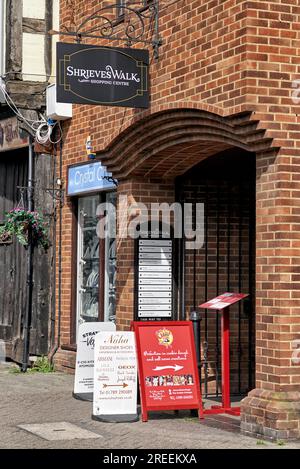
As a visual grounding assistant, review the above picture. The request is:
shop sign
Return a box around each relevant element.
[67,161,116,195]
[73,321,116,401]
[57,42,149,108]
[136,239,173,319]
[131,321,203,421]
[0,117,29,153]
[93,331,138,422]
[199,292,249,310]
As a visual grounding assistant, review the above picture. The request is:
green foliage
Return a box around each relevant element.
[29,356,55,373]
[0,208,50,251]
[277,440,285,447]
[8,365,21,374]
[8,356,55,374]
[256,440,266,446]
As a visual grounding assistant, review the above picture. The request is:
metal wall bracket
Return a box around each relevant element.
[49,1,163,59]
[44,188,65,206]
[103,175,119,187]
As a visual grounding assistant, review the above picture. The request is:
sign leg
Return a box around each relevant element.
[198,405,204,420]
[221,307,231,409]
[141,406,148,422]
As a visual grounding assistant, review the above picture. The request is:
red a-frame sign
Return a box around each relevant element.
[131,321,203,422]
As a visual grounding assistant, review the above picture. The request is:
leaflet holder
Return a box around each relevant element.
[199,292,249,417]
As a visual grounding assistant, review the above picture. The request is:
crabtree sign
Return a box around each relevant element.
[57,42,149,108]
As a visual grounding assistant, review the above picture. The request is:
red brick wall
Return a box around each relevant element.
[116,179,175,330]
[55,1,300,438]
[58,1,300,152]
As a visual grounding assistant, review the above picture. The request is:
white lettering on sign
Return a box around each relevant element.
[137,239,173,318]
[67,65,140,83]
[74,165,106,187]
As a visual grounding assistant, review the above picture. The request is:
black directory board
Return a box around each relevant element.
[135,239,174,320]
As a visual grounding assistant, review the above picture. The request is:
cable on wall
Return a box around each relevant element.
[0,82,62,144]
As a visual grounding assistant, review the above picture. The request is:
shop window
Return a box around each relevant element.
[76,193,116,339]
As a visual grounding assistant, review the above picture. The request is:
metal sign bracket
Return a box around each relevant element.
[49,1,163,60]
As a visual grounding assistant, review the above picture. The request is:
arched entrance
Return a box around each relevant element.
[98,107,276,405]
[176,148,255,399]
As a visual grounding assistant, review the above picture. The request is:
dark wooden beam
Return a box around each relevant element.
[6,0,22,80]
[45,0,53,81]
[22,17,46,34]
[6,81,47,112]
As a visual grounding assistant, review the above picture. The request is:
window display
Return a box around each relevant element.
[76,193,116,339]
[77,196,100,332]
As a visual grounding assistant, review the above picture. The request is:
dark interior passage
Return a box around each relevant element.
[176,148,256,398]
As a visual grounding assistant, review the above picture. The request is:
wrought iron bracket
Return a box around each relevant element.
[103,175,119,187]
[44,188,65,206]
[49,1,163,60]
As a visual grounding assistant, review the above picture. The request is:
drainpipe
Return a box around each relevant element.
[21,137,34,372]
[49,139,63,364]
[50,144,57,351]
[0,0,5,98]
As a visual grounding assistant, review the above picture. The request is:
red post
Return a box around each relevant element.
[221,307,230,409]
[199,294,247,416]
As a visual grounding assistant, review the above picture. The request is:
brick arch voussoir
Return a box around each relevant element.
[103,118,253,170]
[101,112,237,166]
[109,133,251,178]
[97,108,276,179]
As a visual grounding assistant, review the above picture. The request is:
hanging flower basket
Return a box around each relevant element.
[0,208,50,251]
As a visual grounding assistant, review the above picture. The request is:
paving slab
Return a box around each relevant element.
[0,365,299,449]
[18,422,103,441]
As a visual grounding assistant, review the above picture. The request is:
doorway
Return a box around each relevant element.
[176,148,256,398]
[0,148,28,360]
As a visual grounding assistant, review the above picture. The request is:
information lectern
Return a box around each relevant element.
[199,292,249,416]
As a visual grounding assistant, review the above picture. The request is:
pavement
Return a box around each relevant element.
[0,363,299,450]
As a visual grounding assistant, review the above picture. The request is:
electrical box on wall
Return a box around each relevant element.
[46,84,72,121]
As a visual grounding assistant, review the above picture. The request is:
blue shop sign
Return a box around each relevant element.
[67,161,116,196]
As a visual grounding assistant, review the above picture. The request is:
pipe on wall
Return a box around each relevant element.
[0,0,5,100]
[49,138,63,365]
[0,0,4,76]
[21,137,34,372]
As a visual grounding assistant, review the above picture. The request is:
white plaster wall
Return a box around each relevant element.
[22,0,59,82]
[49,0,59,83]
[0,0,6,77]
[22,32,45,81]
[23,0,45,19]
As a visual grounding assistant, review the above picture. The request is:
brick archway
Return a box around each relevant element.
[97,108,276,180]
[99,108,300,440]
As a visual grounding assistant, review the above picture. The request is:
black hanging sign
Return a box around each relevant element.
[57,42,149,109]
